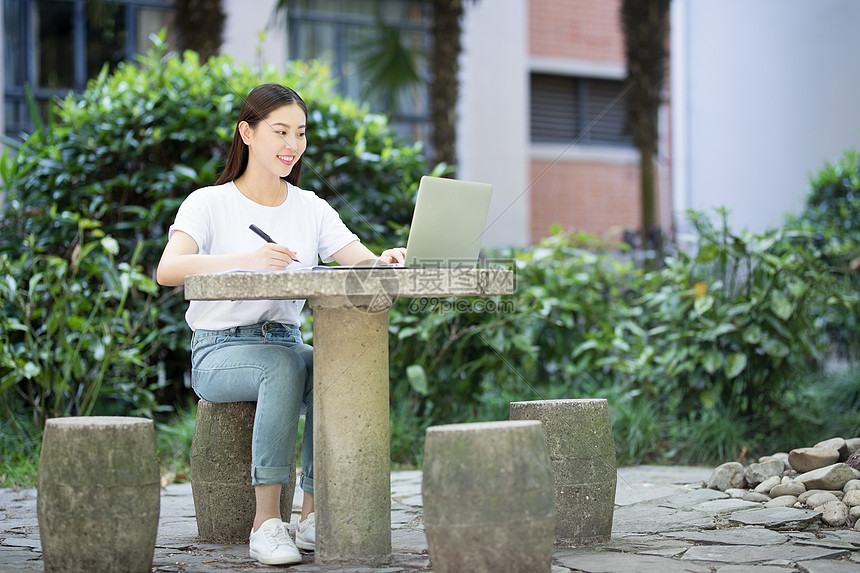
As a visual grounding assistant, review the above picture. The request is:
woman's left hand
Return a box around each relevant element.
[379,247,407,264]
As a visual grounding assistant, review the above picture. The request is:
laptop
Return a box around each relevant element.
[317,176,493,269]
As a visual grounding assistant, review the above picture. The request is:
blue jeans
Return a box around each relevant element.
[191,321,314,492]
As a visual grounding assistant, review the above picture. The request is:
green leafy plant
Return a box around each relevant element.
[629,209,833,420]
[608,389,664,465]
[0,408,41,488]
[384,212,845,467]
[810,369,860,440]
[670,406,750,466]
[786,149,860,359]
[0,215,161,426]
[155,400,197,482]
[801,149,860,238]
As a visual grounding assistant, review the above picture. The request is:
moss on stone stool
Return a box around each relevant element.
[510,398,617,546]
[190,400,297,543]
[422,420,556,573]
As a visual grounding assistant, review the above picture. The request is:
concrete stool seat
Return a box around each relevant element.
[510,398,617,546]
[37,416,160,573]
[422,420,556,573]
[190,400,297,543]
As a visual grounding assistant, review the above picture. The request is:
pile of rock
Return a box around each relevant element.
[707,437,860,529]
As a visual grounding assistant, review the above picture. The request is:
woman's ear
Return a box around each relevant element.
[238,121,253,145]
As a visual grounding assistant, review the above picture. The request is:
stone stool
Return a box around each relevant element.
[422,420,556,573]
[190,400,297,543]
[510,398,617,546]
[37,416,160,573]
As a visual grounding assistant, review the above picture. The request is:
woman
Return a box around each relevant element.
[156,83,405,566]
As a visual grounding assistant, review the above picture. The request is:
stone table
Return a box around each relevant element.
[184,267,515,565]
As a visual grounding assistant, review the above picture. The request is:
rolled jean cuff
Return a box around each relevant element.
[300,473,314,494]
[251,465,293,487]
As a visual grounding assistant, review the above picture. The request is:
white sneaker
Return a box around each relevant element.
[295,513,316,551]
[249,518,302,565]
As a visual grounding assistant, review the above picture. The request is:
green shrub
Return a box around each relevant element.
[386,211,843,467]
[0,32,435,263]
[608,390,665,465]
[787,149,860,359]
[155,400,197,480]
[811,369,860,439]
[0,214,161,425]
[801,149,860,239]
[0,33,440,416]
[2,31,855,469]
[0,407,41,488]
[635,209,833,419]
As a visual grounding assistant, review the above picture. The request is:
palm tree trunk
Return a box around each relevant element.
[621,0,670,251]
[429,0,465,174]
[640,143,658,244]
[175,0,225,61]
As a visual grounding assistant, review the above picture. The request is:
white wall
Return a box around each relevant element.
[459,0,530,248]
[221,0,287,68]
[672,0,860,235]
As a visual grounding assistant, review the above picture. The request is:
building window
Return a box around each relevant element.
[283,0,430,144]
[530,73,633,147]
[3,0,175,137]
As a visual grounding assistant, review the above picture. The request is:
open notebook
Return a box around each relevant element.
[315,175,493,270]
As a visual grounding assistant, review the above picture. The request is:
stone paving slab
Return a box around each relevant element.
[730,507,824,530]
[680,543,850,564]
[714,566,796,572]
[602,534,693,558]
[3,466,860,571]
[796,563,860,573]
[612,503,719,533]
[662,527,790,546]
[555,550,713,573]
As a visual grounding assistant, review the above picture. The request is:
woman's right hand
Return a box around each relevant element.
[157,231,301,286]
[249,243,300,270]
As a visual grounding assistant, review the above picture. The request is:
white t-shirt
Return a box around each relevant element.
[169,181,359,330]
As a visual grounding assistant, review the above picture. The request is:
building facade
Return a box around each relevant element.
[2,0,175,136]
[2,0,665,249]
[6,1,855,246]
[457,0,672,246]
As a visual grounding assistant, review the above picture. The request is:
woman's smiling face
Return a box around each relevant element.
[241,103,307,178]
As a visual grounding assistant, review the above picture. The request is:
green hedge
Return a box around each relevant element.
[386,211,850,466]
[0,33,441,420]
[2,33,859,469]
[0,217,160,426]
[787,149,860,359]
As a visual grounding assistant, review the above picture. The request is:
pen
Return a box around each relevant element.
[249,224,300,262]
[249,224,275,243]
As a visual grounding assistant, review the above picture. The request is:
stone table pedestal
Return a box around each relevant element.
[185,267,514,564]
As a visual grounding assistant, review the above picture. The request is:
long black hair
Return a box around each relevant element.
[216,84,308,186]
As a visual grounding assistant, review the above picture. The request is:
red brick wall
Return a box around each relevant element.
[529,160,641,243]
[530,0,625,64]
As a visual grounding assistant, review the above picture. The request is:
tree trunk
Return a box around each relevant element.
[175,0,226,61]
[620,0,670,251]
[639,143,658,245]
[429,0,465,175]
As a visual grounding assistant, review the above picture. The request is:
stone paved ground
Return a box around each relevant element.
[3,466,860,571]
